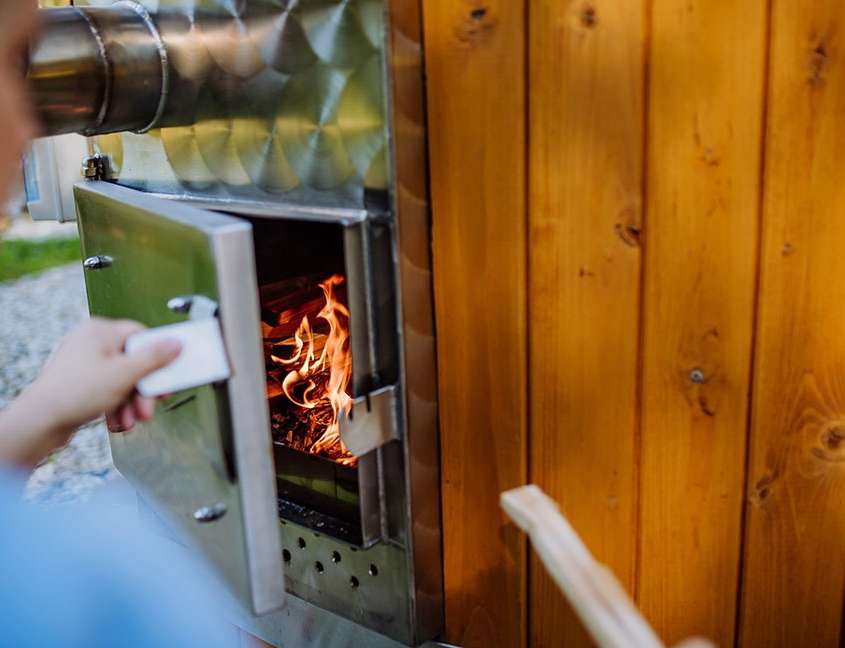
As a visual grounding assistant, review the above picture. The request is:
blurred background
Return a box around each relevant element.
[0,139,113,504]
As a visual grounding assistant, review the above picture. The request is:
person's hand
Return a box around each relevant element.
[30,318,182,432]
[0,318,181,468]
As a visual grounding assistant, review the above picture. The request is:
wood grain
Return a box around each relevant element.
[739,1,845,645]
[422,1,528,646]
[529,0,645,646]
[637,1,767,645]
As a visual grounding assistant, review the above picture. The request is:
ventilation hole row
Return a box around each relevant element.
[283,539,379,586]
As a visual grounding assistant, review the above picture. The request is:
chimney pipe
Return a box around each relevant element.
[27,3,167,137]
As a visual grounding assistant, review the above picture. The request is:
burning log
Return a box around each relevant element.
[262,274,356,467]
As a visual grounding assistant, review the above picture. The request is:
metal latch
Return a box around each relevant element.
[338,385,399,457]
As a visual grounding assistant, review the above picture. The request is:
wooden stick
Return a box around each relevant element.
[501,485,664,648]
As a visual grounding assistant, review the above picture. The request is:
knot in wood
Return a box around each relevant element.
[810,423,845,464]
[580,4,597,28]
[808,41,829,87]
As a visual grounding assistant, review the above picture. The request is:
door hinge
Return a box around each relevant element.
[81,154,111,181]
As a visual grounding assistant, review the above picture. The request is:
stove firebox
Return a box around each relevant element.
[249,216,398,548]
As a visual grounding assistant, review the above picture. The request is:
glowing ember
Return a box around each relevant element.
[266,274,356,466]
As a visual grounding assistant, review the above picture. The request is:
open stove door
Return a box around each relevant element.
[73,181,285,616]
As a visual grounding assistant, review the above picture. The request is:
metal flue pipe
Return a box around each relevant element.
[27,3,167,137]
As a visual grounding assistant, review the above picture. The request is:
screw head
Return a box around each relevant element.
[193,502,227,523]
[689,369,705,384]
[83,255,113,270]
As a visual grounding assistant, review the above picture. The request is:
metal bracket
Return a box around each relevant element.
[338,385,399,457]
[81,154,111,181]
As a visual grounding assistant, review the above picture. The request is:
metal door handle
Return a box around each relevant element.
[166,296,193,314]
[167,295,218,319]
[83,255,113,270]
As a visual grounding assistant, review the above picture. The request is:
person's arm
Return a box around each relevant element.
[0,318,180,468]
[0,386,69,468]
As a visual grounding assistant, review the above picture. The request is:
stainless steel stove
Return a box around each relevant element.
[24,2,442,645]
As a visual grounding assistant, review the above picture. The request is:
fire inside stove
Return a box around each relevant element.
[262,274,357,467]
[250,217,366,544]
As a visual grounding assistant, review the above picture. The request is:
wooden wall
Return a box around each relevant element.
[424,1,527,645]
[423,0,845,646]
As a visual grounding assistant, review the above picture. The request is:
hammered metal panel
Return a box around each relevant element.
[87,0,389,210]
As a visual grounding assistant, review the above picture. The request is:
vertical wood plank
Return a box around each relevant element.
[638,1,767,645]
[740,2,845,645]
[422,1,528,646]
[529,1,645,646]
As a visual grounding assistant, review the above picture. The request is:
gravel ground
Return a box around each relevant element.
[0,262,115,503]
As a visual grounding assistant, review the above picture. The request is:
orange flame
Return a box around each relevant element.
[271,275,355,465]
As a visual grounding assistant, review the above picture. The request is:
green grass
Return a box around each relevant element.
[0,238,81,282]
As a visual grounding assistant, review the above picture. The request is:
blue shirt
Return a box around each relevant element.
[0,469,239,647]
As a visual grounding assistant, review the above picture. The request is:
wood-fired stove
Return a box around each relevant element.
[24,2,443,646]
